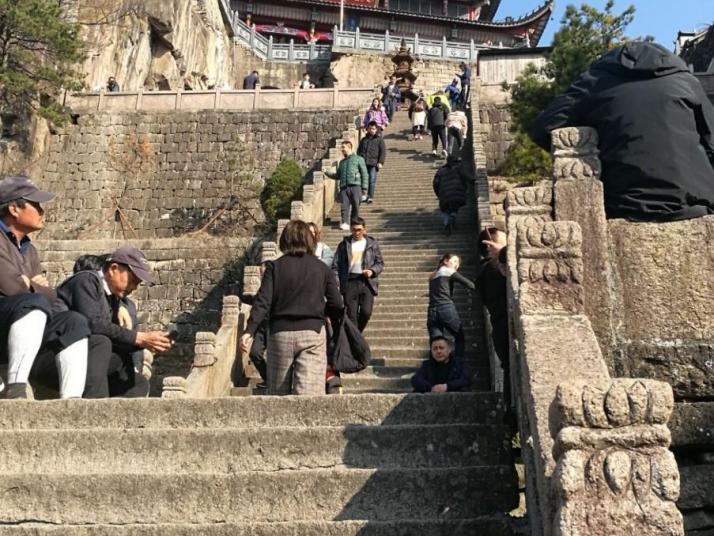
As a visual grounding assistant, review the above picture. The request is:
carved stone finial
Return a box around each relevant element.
[312,171,325,188]
[193,332,217,367]
[261,241,280,264]
[516,220,584,315]
[221,295,241,327]
[552,379,682,536]
[243,265,262,295]
[551,127,602,182]
[161,376,187,399]
[277,219,289,240]
[290,201,305,221]
[302,184,315,206]
[505,185,553,218]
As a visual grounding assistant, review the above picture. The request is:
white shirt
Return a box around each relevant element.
[350,239,367,274]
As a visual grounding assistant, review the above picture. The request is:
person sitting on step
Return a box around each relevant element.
[0,175,91,400]
[56,246,172,398]
[411,335,471,393]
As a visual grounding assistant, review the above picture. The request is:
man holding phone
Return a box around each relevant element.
[56,246,172,397]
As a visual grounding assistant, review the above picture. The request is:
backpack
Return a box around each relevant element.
[330,312,371,373]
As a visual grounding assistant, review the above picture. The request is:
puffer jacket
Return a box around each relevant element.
[433,161,474,212]
[427,103,449,129]
[325,153,369,190]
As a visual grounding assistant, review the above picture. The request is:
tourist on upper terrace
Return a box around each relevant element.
[357,121,386,204]
[239,220,343,395]
[106,76,120,92]
[408,96,428,140]
[445,77,461,110]
[531,41,714,222]
[325,140,369,231]
[427,96,449,157]
[411,335,471,393]
[56,246,172,398]
[0,176,91,400]
[298,73,315,89]
[362,98,389,130]
[382,75,402,121]
[433,155,474,235]
[308,222,335,267]
[243,70,260,90]
[458,62,472,106]
[333,217,384,333]
[427,253,475,362]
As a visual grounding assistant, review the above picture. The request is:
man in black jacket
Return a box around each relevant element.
[357,121,386,204]
[333,217,385,332]
[56,246,172,397]
[427,97,449,157]
[530,41,714,222]
[433,155,474,235]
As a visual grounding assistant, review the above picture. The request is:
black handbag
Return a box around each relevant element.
[331,313,371,374]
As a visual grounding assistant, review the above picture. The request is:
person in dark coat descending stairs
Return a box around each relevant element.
[357,122,386,204]
[432,155,474,235]
[531,41,714,223]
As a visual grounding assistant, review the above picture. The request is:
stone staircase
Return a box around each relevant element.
[320,110,490,394]
[0,112,522,534]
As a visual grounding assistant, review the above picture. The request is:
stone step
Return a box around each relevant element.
[0,424,512,474]
[340,375,490,392]
[371,357,489,370]
[0,467,519,524]
[0,394,506,429]
[0,517,527,536]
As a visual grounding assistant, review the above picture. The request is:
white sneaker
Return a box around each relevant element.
[340,223,350,231]
[361,195,368,202]
[442,149,448,158]
[432,150,438,156]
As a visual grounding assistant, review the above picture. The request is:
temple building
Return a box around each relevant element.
[231,0,554,48]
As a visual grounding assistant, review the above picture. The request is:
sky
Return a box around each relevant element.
[498,0,713,50]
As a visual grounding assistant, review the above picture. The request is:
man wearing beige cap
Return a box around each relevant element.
[56,245,172,397]
[0,175,91,399]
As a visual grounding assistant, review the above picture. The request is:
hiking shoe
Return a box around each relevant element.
[340,223,350,231]
[1,383,31,400]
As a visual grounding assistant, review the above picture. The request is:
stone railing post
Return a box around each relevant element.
[161,376,187,399]
[192,332,217,368]
[290,200,305,221]
[221,294,240,327]
[552,379,683,535]
[261,241,280,263]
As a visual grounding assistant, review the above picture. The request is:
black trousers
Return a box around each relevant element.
[344,277,374,332]
[447,127,464,156]
[83,334,149,398]
[430,126,447,151]
[340,185,362,225]
[249,321,268,382]
[0,293,90,391]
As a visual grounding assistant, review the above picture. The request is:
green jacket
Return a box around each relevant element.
[326,153,369,190]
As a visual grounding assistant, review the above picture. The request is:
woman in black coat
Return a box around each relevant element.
[432,155,474,235]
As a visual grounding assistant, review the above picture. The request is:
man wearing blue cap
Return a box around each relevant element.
[56,245,173,397]
[0,175,91,399]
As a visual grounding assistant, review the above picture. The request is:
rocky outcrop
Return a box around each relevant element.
[77,0,234,91]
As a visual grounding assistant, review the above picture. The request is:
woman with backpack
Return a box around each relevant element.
[408,97,428,140]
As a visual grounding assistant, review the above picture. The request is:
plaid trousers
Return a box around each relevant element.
[266,327,326,395]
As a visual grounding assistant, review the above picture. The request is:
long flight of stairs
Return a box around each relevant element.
[321,111,490,395]
[0,111,522,534]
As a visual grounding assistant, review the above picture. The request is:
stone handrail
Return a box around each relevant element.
[505,127,684,536]
[162,295,244,398]
[64,88,376,114]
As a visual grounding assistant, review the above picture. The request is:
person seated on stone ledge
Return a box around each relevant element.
[530,41,714,223]
[55,246,172,398]
[411,335,470,394]
[0,175,91,400]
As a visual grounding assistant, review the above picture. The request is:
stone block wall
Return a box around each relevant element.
[234,45,333,89]
[36,237,252,385]
[38,109,356,239]
[478,103,514,172]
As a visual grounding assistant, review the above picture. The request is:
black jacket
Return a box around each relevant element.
[56,271,137,348]
[427,103,448,129]
[357,134,386,167]
[476,256,507,323]
[428,268,475,308]
[411,355,470,392]
[246,254,343,337]
[433,161,473,212]
[531,41,714,222]
[333,235,385,296]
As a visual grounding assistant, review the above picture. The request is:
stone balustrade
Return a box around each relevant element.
[65,87,376,114]
[502,127,684,536]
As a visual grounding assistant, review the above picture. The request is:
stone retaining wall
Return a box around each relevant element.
[38,109,356,239]
[478,103,514,172]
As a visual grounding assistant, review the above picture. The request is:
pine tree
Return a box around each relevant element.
[498,1,635,182]
[0,0,85,124]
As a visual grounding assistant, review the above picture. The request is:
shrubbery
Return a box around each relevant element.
[261,159,304,222]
